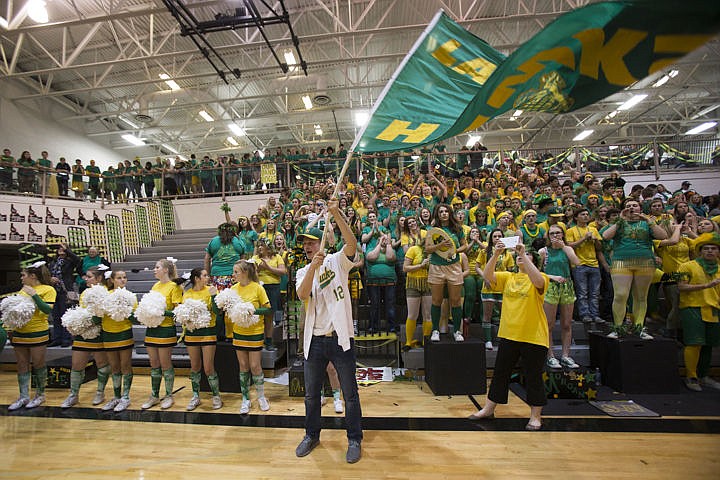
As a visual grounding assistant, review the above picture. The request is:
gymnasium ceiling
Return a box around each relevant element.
[1,0,719,157]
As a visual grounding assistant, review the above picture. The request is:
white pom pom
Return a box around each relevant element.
[135,291,167,327]
[228,300,260,328]
[215,288,241,311]
[173,298,211,332]
[61,306,101,339]
[104,288,137,322]
[1,294,36,329]
[82,284,109,317]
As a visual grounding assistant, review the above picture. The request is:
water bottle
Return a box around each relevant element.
[595,367,602,386]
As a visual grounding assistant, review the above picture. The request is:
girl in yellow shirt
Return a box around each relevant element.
[102,270,135,412]
[252,239,287,351]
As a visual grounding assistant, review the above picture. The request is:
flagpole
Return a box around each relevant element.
[318,149,354,252]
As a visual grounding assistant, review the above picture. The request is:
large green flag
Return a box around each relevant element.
[352,1,720,153]
[351,10,506,152]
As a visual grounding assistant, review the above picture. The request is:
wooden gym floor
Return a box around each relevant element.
[1,369,719,479]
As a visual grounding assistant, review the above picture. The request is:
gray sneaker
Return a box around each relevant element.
[8,397,30,411]
[700,377,720,391]
[346,440,362,464]
[26,395,46,409]
[295,436,320,457]
[61,394,79,409]
[685,377,702,392]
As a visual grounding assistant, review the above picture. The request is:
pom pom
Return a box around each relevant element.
[220,203,231,213]
[173,298,211,332]
[104,288,137,322]
[215,288,241,311]
[135,291,167,327]
[82,284,109,317]
[0,294,36,329]
[228,300,260,328]
[61,306,101,339]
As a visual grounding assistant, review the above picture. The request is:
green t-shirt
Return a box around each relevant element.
[205,236,245,276]
[85,165,101,185]
[366,252,397,283]
[611,220,654,261]
[429,226,463,266]
[0,155,14,173]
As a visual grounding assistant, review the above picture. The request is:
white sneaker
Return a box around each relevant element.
[26,395,45,409]
[186,396,201,411]
[700,377,720,391]
[453,331,464,342]
[240,399,251,414]
[485,341,493,351]
[211,396,223,410]
[8,397,30,411]
[334,398,344,414]
[114,398,131,412]
[560,356,580,369]
[639,328,654,340]
[101,398,120,411]
[606,331,619,339]
[61,393,79,409]
[160,395,174,409]
[141,395,160,409]
[430,330,440,342]
[320,395,327,406]
[258,396,270,411]
[92,391,105,406]
[546,357,562,369]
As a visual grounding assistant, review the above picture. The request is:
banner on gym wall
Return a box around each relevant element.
[352,1,720,153]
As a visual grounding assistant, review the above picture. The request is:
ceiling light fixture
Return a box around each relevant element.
[162,144,178,154]
[466,135,482,147]
[226,136,239,146]
[118,116,140,129]
[199,110,214,122]
[159,73,181,91]
[617,94,648,111]
[122,134,145,146]
[684,121,717,135]
[354,111,369,127]
[302,95,313,110]
[228,123,246,136]
[314,124,323,135]
[691,104,720,119]
[572,129,594,141]
[27,0,49,24]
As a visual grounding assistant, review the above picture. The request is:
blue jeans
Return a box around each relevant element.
[304,336,362,442]
[367,284,396,332]
[573,265,600,319]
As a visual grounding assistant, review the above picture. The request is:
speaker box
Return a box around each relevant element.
[424,335,486,395]
[589,332,682,394]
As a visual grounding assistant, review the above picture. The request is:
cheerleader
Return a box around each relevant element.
[101,270,136,412]
[7,262,56,410]
[60,267,111,408]
[141,259,183,409]
[182,268,223,411]
[230,260,272,414]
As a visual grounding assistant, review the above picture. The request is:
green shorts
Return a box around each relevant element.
[680,307,720,346]
[544,281,576,306]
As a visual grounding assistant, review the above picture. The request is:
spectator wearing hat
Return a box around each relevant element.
[566,208,604,324]
[517,210,547,252]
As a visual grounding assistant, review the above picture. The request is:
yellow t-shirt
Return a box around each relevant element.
[492,271,550,347]
[566,225,601,267]
[102,288,135,333]
[251,254,284,285]
[230,281,270,336]
[404,245,428,281]
[401,230,427,250]
[15,284,56,333]
[151,281,184,327]
[182,287,216,329]
[654,237,692,274]
[677,260,720,322]
[477,250,516,293]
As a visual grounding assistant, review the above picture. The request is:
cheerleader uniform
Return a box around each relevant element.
[9,285,56,410]
[182,287,221,403]
[101,289,136,409]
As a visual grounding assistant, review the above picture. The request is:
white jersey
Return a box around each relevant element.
[296,250,354,358]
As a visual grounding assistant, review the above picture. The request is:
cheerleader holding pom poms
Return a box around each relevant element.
[100,270,137,412]
[176,268,223,411]
[60,267,111,409]
[138,258,183,410]
[4,262,56,410]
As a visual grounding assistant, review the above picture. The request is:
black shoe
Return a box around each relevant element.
[346,440,361,463]
[48,340,61,347]
[61,341,72,348]
[295,436,320,457]
[402,344,412,352]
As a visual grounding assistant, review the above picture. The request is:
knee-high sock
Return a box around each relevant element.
[422,320,433,339]
[70,369,85,396]
[684,345,701,379]
[122,373,133,399]
[17,371,31,399]
[238,371,251,401]
[698,345,713,379]
[252,373,265,398]
[482,322,492,343]
[451,306,462,334]
[32,366,47,395]
[207,372,220,396]
[96,364,111,394]
[333,388,341,401]
[404,318,416,346]
[150,367,162,397]
[431,304,441,331]
[111,373,122,399]
[190,370,201,396]
[162,368,175,397]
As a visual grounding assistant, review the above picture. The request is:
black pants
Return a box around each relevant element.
[488,338,548,407]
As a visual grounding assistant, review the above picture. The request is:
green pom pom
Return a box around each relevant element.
[220,203,231,213]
